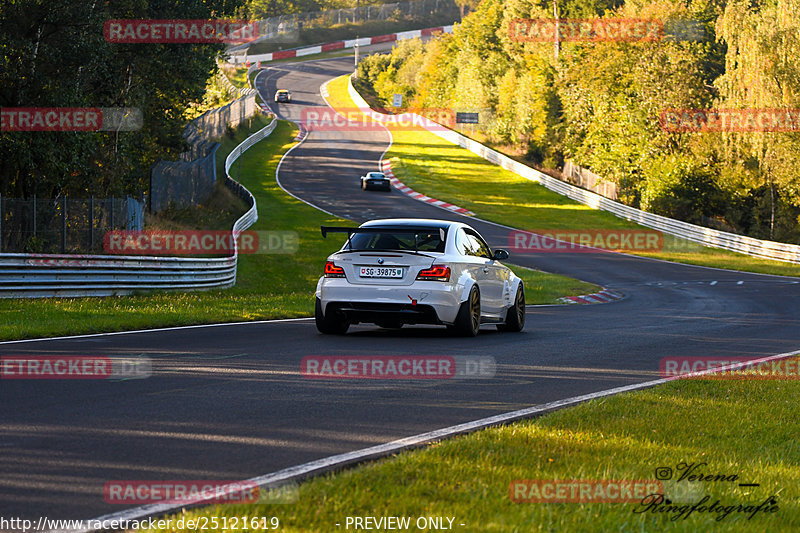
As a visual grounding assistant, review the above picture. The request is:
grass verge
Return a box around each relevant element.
[0,118,597,341]
[327,75,800,278]
[137,360,800,532]
[0,120,342,341]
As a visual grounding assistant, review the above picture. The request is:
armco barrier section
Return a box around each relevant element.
[217,59,259,98]
[348,76,800,264]
[0,121,274,298]
[235,25,453,65]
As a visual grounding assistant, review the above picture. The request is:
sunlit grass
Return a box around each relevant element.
[0,119,597,341]
[138,360,800,532]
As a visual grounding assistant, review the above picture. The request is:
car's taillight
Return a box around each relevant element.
[325,261,345,278]
[416,265,451,282]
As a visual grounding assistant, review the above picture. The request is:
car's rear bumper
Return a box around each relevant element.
[364,180,391,190]
[317,281,462,324]
[324,301,442,325]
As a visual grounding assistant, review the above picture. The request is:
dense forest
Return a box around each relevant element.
[0,0,254,199]
[356,0,800,243]
[0,0,454,200]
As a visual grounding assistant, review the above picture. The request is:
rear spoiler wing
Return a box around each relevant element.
[320,225,447,255]
[320,226,446,240]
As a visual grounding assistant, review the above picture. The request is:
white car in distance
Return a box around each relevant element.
[315,218,525,336]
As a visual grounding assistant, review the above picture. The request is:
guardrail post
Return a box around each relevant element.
[0,193,3,253]
[90,196,94,250]
[33,194,36,238]
[62,196,67,253]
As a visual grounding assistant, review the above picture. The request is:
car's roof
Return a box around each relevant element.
[359,218,462,230]
[366,172,386,177]
[276,89,289,93]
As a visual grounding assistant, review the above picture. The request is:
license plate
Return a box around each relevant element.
[359,266,403,278]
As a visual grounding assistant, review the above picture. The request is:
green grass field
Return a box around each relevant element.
[137,360,800,532]
[0,119,342,341]
[0,117,597,341]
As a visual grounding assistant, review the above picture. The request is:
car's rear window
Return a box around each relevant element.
[344,229,446,252]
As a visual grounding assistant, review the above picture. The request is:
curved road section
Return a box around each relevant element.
[2,57,800,526]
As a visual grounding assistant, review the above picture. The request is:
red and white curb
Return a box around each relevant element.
[232,25,453,65]
[294,123,307,141]
[559,289,624,305]
[381,160,474,216]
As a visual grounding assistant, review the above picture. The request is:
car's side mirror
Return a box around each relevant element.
[493,249,509,260]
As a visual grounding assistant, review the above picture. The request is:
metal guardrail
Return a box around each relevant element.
[348,76,800,264]
[216,59,258,98]
[0,121,275,298]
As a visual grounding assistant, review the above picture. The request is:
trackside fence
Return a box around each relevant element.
[0,120,275,298]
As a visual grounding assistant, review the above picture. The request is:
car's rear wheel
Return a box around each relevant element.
[315,298,350,335]
[497,284,525,332]
[454,285,481,337]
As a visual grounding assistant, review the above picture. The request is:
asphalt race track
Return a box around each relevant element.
[2,56,800,526]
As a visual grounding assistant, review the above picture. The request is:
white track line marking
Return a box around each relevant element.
[59,347,800,533]
[0,317,314,345]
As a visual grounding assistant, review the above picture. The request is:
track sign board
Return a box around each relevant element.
[456,112,479,124]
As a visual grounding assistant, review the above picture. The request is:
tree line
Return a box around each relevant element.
[356,0,800,243]
[0,0,243,200]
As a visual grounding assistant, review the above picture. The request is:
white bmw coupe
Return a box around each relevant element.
[315,218,525,336]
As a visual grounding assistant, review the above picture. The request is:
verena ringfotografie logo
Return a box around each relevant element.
[660,108,800,133]
[509,479,663,503]
[661,357,800,380]
[300,107,455,132]
[509,229,664,253]
[1,108,142,132]
[509,18,664,42]
[301,355,495,379]
[1,356,151,380]
[104,20,259,44]
[103,230,298,255]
